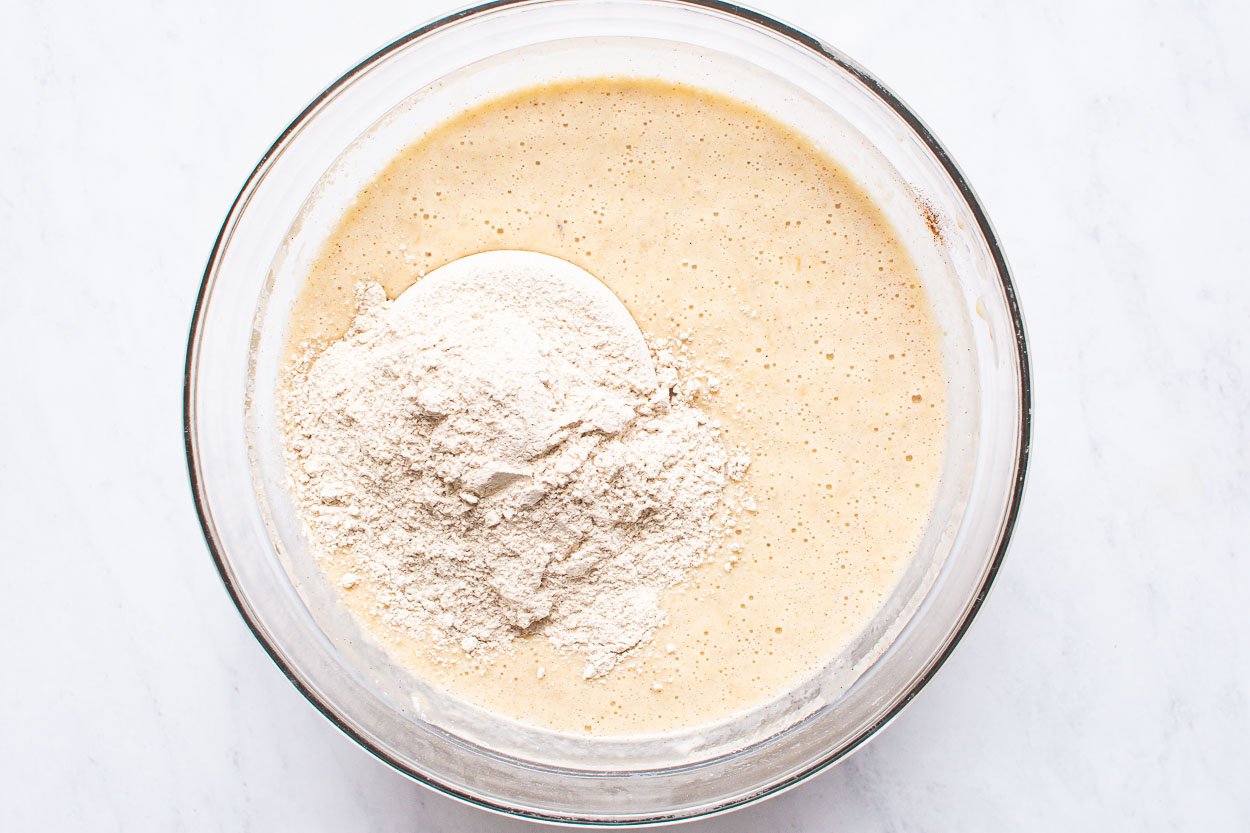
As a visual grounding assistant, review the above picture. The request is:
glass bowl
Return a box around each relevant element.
[184,0,1031,824]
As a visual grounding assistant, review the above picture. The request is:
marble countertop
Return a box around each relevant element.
[3,0,1248,829]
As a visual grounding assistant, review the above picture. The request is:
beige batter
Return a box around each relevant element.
[284,79,946,735]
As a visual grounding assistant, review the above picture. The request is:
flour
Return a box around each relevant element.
[281,252,747,678]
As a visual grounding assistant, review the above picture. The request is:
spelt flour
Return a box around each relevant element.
[281,251,747,677]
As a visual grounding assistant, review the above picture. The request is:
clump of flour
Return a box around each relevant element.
[280,252,748,677]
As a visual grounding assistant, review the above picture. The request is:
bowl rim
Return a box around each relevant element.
[183,0,1033,824]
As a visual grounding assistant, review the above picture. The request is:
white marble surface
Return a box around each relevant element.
[3,0,1248,829]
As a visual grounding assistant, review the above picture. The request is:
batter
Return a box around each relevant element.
[283,79,946,735]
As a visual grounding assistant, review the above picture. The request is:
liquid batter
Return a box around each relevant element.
[283,78,946,735]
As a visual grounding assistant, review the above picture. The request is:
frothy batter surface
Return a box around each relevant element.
[283,79,947,735]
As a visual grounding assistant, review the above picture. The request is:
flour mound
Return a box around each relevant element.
[281,253,746,677]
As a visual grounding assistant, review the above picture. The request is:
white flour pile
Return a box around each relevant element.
[281,252,747,678]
